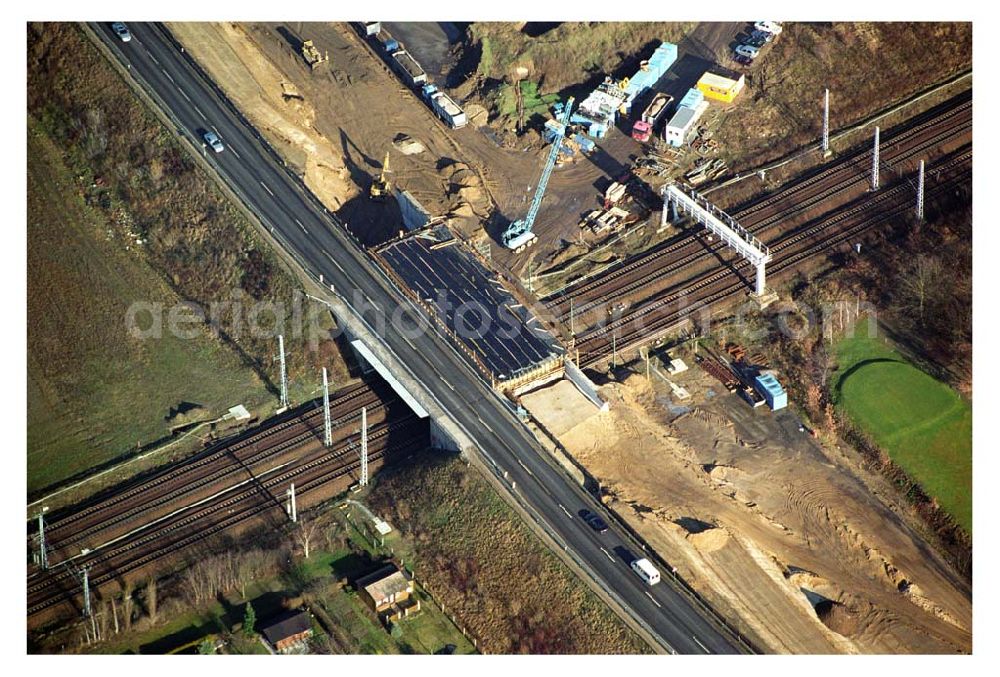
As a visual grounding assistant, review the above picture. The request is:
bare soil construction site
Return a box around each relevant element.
[521,367,971,653]
[164,21,972,655]
[27,20,974,656]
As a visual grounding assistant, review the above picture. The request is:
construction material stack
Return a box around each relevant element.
[572,79,629,139]
[572,41,676,139]
[621,42,677,114]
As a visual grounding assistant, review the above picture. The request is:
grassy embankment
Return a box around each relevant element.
[367,453,651,654]
[715,22,972,172]
[832,325,971,533]
[27,23,349,494]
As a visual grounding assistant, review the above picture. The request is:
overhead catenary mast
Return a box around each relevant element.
[322,367,332,447]
[278,335,289,410]
[916,159,926,221]
[360,407,369,487]
[37,513,48,570]
[871,126,881,191]
[822,88,830,155]
[81,567,91,618]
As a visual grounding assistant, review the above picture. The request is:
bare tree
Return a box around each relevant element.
[97,598,110,640]
[322,518,345,552]
[122,581,134,631]
[295,516,322,559]
[899,254,943,324]
[145,577,158,624]
[752,62,772,102]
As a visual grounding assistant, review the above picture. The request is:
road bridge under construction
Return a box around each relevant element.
[34,22,752,655]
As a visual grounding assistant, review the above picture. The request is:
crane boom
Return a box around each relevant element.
[502,97,575,251]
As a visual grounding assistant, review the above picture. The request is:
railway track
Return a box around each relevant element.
[544,91,971,323]
[27,415,425,617]
[30,380,394,567]
[574,146,971,366]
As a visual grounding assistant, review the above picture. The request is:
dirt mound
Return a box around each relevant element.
[814,599,863,638]
[464,103,489,126]
[393,134,426,156]
[688,527,730,553]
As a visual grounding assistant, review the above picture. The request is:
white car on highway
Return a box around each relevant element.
[111,22,131,42]
[203,130,225,153]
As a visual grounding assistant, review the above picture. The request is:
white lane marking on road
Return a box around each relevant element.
[645,591,662,608]
[517,458,533,475]
[475,414,496,436]
[692,636,710,654]
[194,104,206,120]
[229,145,241,159]
[559,503,571,518]
[162,68,174,83]
[322,249,346,274]
[177,87,191,102]
[145,48,160,65]
[438,375,455,391]
[260,181,275,197]
[600,547,614,561]
[295,218,308,234]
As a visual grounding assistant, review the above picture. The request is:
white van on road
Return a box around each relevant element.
[631,557,661,585]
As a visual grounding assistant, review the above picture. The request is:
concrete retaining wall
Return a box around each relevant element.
[564,358,609,412]
[395,188,432,231]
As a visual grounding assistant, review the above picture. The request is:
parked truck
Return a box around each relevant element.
[632,93,674,142]
[391,50,427,86]
[422,84,467,129]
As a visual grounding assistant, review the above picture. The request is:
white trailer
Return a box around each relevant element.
[664,101,709,148]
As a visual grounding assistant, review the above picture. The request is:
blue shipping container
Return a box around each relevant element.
[754,373,787,411]
[679,87,704,110]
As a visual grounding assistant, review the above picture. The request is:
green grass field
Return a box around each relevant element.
[27,122,273,494]
[832,324,971,532]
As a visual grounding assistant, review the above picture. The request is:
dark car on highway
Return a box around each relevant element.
[578,508,609,533]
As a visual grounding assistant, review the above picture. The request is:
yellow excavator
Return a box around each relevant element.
[369,151,391,201]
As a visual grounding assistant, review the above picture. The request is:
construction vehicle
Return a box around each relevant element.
[501,97,575,252]
[632,93,674,142]
[301,39,328,70]
[369,152,391,201]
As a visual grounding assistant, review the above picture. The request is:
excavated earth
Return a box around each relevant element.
[523,369,971,654]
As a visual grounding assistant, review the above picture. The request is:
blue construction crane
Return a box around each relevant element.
[502,97,575,252]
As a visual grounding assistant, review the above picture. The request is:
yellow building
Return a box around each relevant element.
[696,71,746,104]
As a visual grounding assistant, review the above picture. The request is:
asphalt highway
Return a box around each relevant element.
[92,21,746,655]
